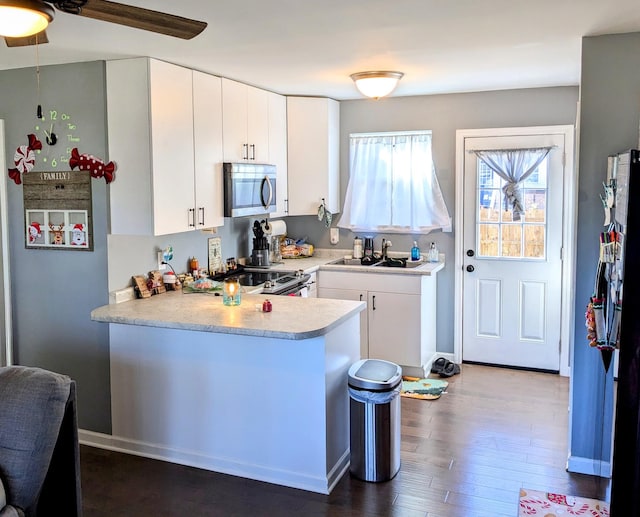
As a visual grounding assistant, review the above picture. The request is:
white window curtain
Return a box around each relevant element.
[337,132,451,234]
[473,147,552,221]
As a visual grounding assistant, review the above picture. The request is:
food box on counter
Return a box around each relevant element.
[281,242,314,258]
[182,277,223,294]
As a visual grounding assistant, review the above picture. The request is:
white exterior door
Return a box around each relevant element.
[462,133,566,371]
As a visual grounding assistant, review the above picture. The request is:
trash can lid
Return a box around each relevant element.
[348,359,402,391]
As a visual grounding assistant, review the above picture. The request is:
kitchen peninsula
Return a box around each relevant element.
[90,292,364,494]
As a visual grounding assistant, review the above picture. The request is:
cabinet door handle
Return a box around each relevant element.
[372,295,376,310]
[250,144,256,160]
[243,143,249,160]
[188,208,196,227]
[199,207,205,226]
[359,294,363,301]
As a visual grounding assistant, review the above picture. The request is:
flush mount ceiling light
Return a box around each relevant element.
[0,0,54,38]
[350,71,404,99]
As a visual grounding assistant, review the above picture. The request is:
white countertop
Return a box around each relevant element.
[92,290,365,340]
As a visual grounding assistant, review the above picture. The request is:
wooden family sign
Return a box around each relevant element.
[22,170,93,251]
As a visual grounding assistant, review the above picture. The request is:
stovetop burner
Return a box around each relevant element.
[234,270,281,287]
[213,266,309,295]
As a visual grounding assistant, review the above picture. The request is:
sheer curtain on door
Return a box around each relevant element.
[473,147,553,221]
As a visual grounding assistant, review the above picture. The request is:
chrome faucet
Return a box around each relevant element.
[381,238,392,259]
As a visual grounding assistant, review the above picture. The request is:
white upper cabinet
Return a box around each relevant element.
[193,71,224,229]
[107,58,224,236]
[221,78,269,163]
[286,97,340,216]
[267,91,288,217]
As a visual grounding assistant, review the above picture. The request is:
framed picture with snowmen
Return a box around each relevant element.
[22,170,93,251]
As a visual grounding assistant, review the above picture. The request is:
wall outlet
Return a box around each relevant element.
[330,227,339,245]
[157,251,166,271]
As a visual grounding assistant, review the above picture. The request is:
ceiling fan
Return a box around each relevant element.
[1,0,208,47]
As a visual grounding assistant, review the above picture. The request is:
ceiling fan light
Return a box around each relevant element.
[350,71,404,99]
[0,0,54,38]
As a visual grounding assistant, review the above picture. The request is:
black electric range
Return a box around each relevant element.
[213,267,311,295]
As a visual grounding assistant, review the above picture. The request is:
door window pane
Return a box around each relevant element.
[501,225,522,257]
[478,224,499,257]
[524,225,545,258]
[479,189,500,222]
[523,189,546,223]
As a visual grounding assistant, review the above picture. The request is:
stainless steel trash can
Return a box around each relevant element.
[348,358,402,482]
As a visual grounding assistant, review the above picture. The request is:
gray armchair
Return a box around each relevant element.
[0,366,82,517]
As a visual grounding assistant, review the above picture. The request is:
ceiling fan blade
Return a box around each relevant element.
[76,0,207,40]
[5,31,50,47]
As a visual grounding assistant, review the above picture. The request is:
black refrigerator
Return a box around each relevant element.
[610,149,640,514]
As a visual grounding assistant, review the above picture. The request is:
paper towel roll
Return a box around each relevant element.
[268,219,287,236]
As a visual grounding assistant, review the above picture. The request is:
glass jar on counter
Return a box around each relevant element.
[223,278,241,306]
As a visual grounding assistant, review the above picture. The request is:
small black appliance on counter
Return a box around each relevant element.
[251,219,270,267]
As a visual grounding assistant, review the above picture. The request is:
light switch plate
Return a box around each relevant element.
[330,227,339,245]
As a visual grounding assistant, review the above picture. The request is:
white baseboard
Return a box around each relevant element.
[566,455,612,478]
[79,429,343,495]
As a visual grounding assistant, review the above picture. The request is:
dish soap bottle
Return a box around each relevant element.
[353,236,363,259]
[428,242,439,262]
[411,241,421,261]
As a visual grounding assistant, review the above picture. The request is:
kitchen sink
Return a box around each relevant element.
[328,258,372,266]
[328,256,427,268]
[372,257,407,268]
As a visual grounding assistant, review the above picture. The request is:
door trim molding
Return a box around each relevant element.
[0,121,13,366]
[454,125,576,377]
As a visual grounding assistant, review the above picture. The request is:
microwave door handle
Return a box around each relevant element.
[261,176,273,208]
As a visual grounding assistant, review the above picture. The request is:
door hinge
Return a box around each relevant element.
[560,246,563,261]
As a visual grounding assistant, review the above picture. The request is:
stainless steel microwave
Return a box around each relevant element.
[223,163,277,217]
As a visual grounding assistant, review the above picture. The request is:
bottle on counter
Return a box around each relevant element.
[411,240,421,261]
[189,256,199,275]
[428,242,439,262]
[353,236,363,259]
[364,237,374,257]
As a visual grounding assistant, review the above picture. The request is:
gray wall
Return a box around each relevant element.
[570,32,640,471]
[0,62,111,432]
[287,86,579,354]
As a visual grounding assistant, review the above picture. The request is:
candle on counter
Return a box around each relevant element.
[223,278,241,306]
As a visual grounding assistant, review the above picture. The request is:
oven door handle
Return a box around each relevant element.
[260,176,273,209]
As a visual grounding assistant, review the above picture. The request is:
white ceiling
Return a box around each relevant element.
[2,0,640,100]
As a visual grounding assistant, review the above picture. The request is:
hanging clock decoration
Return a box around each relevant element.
[33,107,80,170]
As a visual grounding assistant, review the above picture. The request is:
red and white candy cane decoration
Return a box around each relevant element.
[7,134,42,185]
[69,148,116,184]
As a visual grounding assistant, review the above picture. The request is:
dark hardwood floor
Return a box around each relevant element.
[80,364,609,516]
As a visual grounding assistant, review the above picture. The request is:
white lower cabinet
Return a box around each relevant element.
[367,291,422,366]
[316,287,368,356]
[318,271,436,376]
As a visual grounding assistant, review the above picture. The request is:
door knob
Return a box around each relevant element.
[466,265,475,272]
[466,249,475,257]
